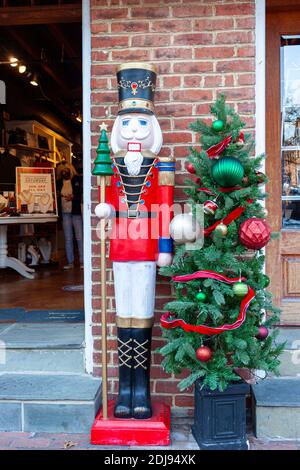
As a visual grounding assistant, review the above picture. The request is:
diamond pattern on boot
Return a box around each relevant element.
[133,339,149,370]
[118,337,133,368]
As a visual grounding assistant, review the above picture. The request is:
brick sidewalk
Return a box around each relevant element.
[0,421,299,450]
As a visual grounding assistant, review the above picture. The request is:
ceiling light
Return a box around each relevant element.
[9,57,18,67]
[75,112,82,123]
[30,73,39,86]
[18,64,26,74]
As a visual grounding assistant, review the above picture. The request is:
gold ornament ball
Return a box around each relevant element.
[214,223,228,237]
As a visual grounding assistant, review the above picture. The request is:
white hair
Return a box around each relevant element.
[111,113,163,155]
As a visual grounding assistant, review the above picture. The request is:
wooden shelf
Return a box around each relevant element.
[7,144,54,154]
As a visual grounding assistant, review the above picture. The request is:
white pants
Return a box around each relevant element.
[113,261,156,319]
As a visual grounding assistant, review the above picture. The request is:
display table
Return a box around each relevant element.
[0,215,57,279]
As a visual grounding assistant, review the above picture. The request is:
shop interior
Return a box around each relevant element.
[0,12,84,319]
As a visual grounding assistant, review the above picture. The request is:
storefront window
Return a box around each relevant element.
[281,36,300,228]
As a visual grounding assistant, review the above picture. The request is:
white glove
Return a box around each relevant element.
[95,203,114,219]
[157,253,173,267]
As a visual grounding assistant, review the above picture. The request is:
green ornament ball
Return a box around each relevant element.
[211,157,244,187]
[212,119,224,131]
[233,282,249,297]
[262,274,270,288]
[196,292,207,302]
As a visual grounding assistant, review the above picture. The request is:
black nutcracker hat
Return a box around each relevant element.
[116,62,157,115]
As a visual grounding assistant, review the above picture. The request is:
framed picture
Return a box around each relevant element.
[38,134,49,150]
[16,167,57,216]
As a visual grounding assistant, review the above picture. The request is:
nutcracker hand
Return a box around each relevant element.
[157,253,173,267]
[95,203,114,219]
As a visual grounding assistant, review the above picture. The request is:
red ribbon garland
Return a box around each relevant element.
[160,270,255,336]
[206,132,244,159]
[197,187,253,236]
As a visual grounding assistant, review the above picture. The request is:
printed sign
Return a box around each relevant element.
[16,167,57,215]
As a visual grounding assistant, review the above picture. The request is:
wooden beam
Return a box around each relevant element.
[0,4,81,26]
[47,24,81,72]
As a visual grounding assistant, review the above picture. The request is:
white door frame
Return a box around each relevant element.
[82,0,93,374]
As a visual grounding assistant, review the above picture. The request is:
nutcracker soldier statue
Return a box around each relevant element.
[95,63,174,421]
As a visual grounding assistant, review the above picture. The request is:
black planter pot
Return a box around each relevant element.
[192,379,250,450]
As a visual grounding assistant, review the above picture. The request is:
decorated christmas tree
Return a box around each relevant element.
[159,95,284,392]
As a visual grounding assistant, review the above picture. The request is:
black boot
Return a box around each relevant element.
[132,328,152,419]
[114,328,133,419]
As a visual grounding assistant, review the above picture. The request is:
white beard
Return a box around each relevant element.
[124,151,143,176]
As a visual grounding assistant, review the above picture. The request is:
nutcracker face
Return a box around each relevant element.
[111,113,163,155]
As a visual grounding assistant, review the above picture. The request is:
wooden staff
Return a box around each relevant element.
[93,123,114,420]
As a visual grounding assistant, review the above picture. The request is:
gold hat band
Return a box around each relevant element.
[117,62,157,73]
[118,98,155,113]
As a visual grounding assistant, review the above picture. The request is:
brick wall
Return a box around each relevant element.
[90,0,256,413]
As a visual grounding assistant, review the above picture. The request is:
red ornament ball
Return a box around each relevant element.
[239,218,271,250]
[196,345,212,362]
[256,325,269,341]
[186,163,196,174]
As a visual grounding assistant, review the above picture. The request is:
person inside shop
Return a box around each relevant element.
[56,161,83,270]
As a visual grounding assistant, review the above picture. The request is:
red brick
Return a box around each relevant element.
[91,51,109,62]
[172,5,213,18]
[173,118,195,131]
[131,6,169,19]
[173,33,213,46]
[156,118,171,131]
[91,8,128,21]
[155,90,170,102]
[173,146,191,159]
[174,395,194,407]
[150,366,170,379]
[150,19,191,33]
[111,48,151,61]
[91,106,108,118]
[225,75,234,86]
[195,46,234,59]
[183,76,202,88]
[155,380,181,394]
[91,91,118,104]
[216,31,254,45]
[173,89,213,102]
[235,17,255,30]
[215,3,255,17]
[194,103,211,115]
[237,46,255,58]
[216,59,255,73]
[163,132,192,144]
[173,61,213,73]
[238,102,255,114]
[91,23,109,34]
[92,35,128,48]
[154,48,192,60]
[132,34,171,47]
[237,73,256,86]
[91,63,116,76]
[163,76,181,88]
[156,103,193,117]
[90,77,109,90]
[222,87,255,101]
[112,21,150,33]
[194,17,234,31]
[204,75,223,88]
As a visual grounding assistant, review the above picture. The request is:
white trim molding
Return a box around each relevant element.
[255,0,266,163]
[82,0,93,374]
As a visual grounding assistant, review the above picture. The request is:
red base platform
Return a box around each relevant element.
[90,401,171,446]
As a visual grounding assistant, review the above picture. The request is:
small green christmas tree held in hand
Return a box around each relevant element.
[158,95,284,392]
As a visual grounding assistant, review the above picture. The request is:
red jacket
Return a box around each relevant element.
[103,150,174,262]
